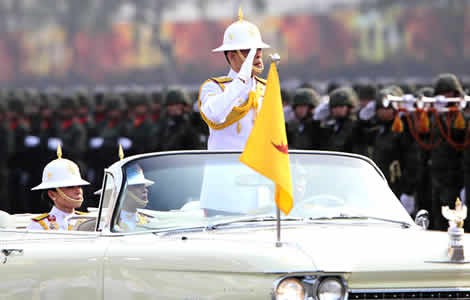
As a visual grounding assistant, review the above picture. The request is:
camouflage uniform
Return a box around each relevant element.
[318,87,360,153]
[354,83,377,157]
[124,90,157,155]
[156,89,200,151]
[286,88,321,150]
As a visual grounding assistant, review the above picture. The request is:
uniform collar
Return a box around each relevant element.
[50,206,75,219]
[228,68,238,80]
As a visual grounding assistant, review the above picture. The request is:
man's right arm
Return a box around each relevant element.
[199,79,250,124]
[200,48,257,124]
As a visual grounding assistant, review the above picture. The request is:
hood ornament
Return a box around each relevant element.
[442,198,467,262]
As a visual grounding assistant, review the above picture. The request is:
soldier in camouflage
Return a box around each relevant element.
[286,88,321,150]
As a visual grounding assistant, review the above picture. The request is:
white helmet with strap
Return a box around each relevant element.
[212,8,270,53]
[126,164,154,187]
[31,144,90,191]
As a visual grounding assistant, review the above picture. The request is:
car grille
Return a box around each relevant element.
[348,290,470,300]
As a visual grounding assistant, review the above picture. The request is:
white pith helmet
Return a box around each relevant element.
[126,164,154,187]
[212,7,270,52]
[31,144,90,191]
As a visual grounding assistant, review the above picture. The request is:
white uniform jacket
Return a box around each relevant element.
[199,69,266,150]
[28,206,88,231]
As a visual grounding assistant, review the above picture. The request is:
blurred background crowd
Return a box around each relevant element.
[1,73,470,234]
[1,0,470,231]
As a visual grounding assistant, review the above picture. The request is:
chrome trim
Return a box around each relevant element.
[265,270,324,274]
[349,288,470,293]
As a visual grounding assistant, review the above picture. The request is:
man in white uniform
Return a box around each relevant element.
[115,164,155,232]
[199,8,271,150]
[28,146,90,230]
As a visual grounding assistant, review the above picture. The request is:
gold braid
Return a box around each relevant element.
[198,79,264,130]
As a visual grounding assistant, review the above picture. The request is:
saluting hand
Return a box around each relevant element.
[238,48,257,84]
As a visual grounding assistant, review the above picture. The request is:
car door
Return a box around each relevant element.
[0,229,33,299]
[0,227,109,299]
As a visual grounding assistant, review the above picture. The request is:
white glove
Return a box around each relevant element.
[403,94,415,110]
[48,137,62,150]
[89,137,104,149]
[313,102,330,121]
[460,188,466,205]
[434,95,446,110]
[237,48,257,84]
[400,193,415,215]
[24,135,40,147]
[359,101,376,120]
[118,137,132,150]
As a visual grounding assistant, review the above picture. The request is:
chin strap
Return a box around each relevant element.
[56,188,83,204]
[128,190,149,206]
[236,50,263,75]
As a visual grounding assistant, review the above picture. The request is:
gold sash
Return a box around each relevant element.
[199,76,266,131]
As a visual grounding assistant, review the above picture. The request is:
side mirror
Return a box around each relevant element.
[415,209,430,230]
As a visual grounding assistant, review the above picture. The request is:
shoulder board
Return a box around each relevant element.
[255,76,267,85]
[210,77,233,84]
[137,211,153,218]
[32,213,49,221]
[75,211,88,215]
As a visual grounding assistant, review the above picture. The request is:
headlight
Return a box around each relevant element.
[317,278,346,300]
[275,278,305,300]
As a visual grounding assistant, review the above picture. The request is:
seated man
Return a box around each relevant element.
[28,146,90,231]
[115,164,154,231]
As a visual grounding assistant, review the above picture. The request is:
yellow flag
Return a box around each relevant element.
[239,62,293,215]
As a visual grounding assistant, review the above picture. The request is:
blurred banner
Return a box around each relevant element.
[0,0,469,88]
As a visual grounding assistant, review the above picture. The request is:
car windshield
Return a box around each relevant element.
[110,152,413,232]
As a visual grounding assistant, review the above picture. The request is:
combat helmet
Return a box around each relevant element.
[329,87,358,109]
[165,88,189,106]
[434,73,464,97]
[293,88,320,108]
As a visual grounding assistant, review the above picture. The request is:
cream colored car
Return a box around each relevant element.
[1,151,469,300]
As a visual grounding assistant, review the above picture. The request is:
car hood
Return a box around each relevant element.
[163,222,470,288]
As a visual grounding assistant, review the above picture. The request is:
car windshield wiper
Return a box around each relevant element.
[309,214,412,228]
[206,215,305,230]
[151,225,207,235]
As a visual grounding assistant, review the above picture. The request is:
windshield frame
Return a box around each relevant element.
[103,150,402,234]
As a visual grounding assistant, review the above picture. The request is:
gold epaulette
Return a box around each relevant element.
[255,76,267,85]
[75,211,88,215]
[32,213,49,222]
[210,77,233,84]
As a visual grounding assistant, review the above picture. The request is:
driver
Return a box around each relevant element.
[115,164,154,231]
[28,145,90,230]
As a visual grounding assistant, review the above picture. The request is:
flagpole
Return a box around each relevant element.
[270,53,283,248]
[276,206,282,247]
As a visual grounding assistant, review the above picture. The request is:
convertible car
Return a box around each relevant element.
[1,150,469,300]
